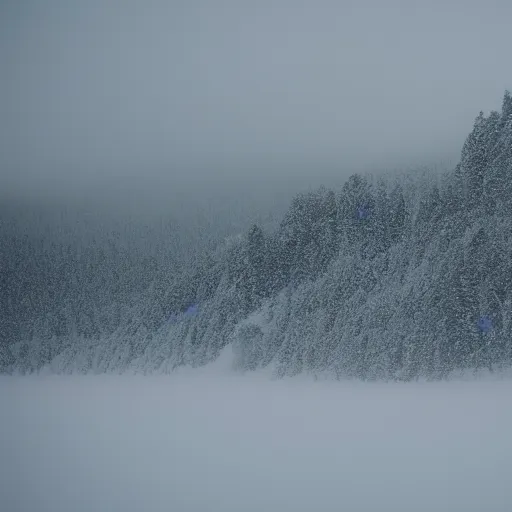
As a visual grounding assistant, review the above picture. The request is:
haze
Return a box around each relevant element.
[1,0,511,211]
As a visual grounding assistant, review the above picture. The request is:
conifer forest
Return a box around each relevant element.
[2,93,511,380]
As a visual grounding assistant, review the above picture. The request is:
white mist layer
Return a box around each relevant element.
[1,352,511,512]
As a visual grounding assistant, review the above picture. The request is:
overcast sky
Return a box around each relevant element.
[1,0,511,204]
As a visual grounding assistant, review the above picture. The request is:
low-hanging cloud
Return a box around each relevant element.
[1,0,511,205]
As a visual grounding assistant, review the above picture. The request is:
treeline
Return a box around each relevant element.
[1,92,511,379]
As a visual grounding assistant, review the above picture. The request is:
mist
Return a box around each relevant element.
[1,0,511,214]
[2,359,512,512]
[2,7,512,507]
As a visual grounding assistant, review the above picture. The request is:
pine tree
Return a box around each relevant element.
[460,112,488,207]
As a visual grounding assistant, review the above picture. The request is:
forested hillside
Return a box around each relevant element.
[2,92,511,379]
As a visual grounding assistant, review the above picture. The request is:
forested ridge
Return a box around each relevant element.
[2,92,511,379]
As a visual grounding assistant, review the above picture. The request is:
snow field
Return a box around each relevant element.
[1,359,511,512]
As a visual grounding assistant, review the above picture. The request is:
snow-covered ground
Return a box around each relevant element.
[1,352,511,512]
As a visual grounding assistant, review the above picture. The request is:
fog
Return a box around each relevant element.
[1,0,511,213]
[2,351,512,512]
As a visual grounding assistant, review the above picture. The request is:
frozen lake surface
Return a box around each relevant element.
[1,355,511,512]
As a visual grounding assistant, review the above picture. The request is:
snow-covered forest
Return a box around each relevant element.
[1,92,512,379]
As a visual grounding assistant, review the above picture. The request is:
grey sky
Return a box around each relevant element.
[1,0,511,202]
